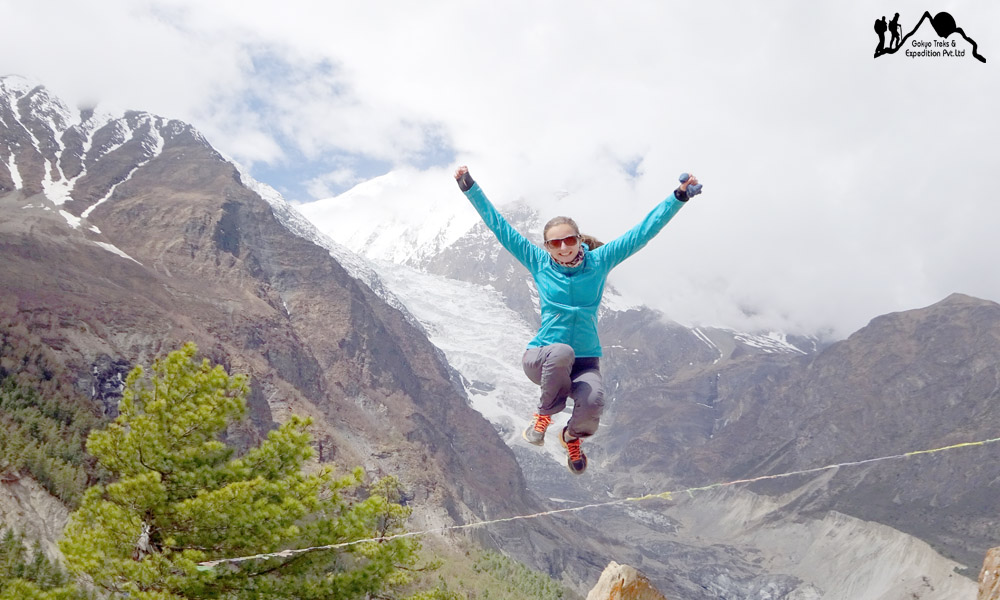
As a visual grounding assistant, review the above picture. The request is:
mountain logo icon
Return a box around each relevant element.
[874,11,986,62]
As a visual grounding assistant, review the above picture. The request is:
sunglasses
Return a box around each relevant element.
[544,235,581,249]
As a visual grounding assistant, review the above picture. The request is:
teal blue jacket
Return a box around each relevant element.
[463,183,686,357]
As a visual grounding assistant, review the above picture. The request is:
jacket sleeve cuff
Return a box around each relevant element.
[673,188,688,202]
[457,172,476,192]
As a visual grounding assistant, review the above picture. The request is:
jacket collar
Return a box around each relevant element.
[550,245,589,273]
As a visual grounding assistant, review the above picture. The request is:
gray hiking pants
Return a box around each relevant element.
[522,343,604,439]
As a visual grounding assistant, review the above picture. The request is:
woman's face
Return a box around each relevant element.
[543,223,581,262]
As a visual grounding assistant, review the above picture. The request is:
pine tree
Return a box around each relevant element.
[0,528,86,600]
[59,343,425,599]
[0,321,106,506]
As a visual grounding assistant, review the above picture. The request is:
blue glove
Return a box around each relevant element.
[679,173,703,198]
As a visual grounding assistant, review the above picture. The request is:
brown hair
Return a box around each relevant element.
[543,216,603,249]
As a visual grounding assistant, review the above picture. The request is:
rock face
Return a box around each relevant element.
[0,476,69,559]
[586,562,668,600]
[982,548,1000,600]
[674,293,1000,572]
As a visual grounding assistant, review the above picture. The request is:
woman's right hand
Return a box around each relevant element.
[454,165,469,180]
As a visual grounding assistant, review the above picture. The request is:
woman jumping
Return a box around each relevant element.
[454,166,700,474]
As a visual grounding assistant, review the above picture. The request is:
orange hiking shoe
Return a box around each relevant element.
[522,413,552,446]
[559,427,588,475]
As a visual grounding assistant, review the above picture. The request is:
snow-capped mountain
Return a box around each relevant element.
[297,168,481,266]
[1,75,178,263]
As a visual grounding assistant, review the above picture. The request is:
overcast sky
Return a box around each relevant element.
[2,0,997,339]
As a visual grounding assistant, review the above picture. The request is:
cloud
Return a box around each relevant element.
[305,168,361,199]
[3,0,997,337]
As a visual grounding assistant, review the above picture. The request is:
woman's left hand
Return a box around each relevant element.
[679,173,698,191]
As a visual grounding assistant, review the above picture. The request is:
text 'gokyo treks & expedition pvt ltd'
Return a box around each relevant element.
[907,38,969,58]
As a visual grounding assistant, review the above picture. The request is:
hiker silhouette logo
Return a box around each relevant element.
[874,11,986,62]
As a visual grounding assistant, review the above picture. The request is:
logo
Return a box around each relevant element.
[874,11,986,63]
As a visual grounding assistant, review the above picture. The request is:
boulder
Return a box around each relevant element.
[981,547,1000,600]
[587,561,668,600]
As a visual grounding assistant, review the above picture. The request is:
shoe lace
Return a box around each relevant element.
[533,414,552,433]
[565,437,583,462]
